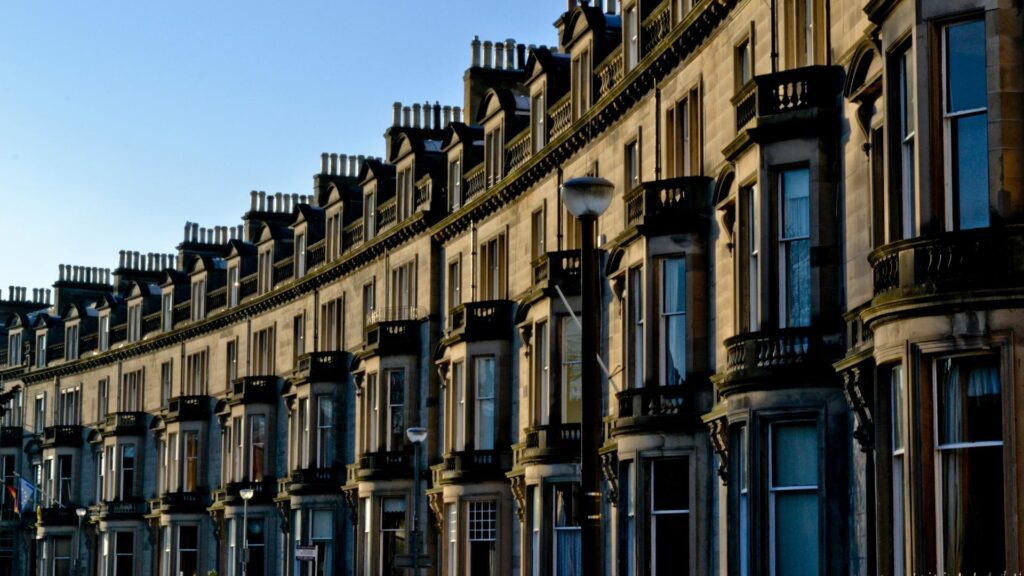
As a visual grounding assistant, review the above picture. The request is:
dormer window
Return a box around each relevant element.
[8,332,22,366]
[99,315,110,352]
[397,168,414,220]
[449,158,463,210]
[127,302,142,342]
[227,266,239,307]
[326,210,342,260]
[35,332,47,369]
[624,5,639,71]
[532,92,546,152]
[364,190,377,241]
[485,126,504,187]
[295,233,307,277]
[573,48,592,117]
[64,324,78,361]
[257,250,273,295]
[190,279,206,321]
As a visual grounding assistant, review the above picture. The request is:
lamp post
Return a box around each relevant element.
[240,488,255,576]
[560,176,613,576]
[406,426,428,576]
[74,507,87,576]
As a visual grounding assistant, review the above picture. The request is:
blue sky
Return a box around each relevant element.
[0,1,561,295]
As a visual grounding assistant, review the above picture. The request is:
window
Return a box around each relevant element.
[293,313,306,360]
[627,267,644,389]
[97,378,109,421]
[295,232,307,277]
[227,266,240,307]
[532,92,546,152]
[121,370,143,412]
[534,322,550,425]
[736,425,750,576]
[316,395,333,467]
[529,487,541,576]
[99,315,110,352]
[390,261,416,318]
[160,361,172,408]
[397,167,413,220]
[531,208,546,263]
[249,414,267,481]
[573,48,592,118]
[297,397,310,468]
[485,126,504,187]
[105,531,135,576]
[769,422,820,576]
[660,258,686,386]
[778,168,810,327]
[177,525,199,576]
[58,387,79,425]
[362,280,376,339]
[226,339,238,383]
[52,536,71,576]
[247,519,266,576]
[935,354,1004,574]
[258,250,274,295]
[625,139,640,192]
[190,278,206,321]
[479,234,507,300]
[35,332,46,368]
[889,365,906,576]
[449,158,463,210]
[64,324,78,361]
[667,90,701,178]
[57,455,73,505]
[95,448,105,502]
[162,292,175,331]
[34,393,46,430]
[0,455,14,519]
[552,484,580,576]
[185,350,208,395]
[321,297,344,352]
[650,457,689,574]
[7,333,21,366]
[365,190,377,241]
[252,326,275,375]
[468,501,498,576]
[787,0,821,67]
[453,362,466,451]
[889,44,916,241]
[736,37,752,90]
[738,185,760,332]
[943,19,988,230]
[560,317,582,423]
[624,5,639,71]
[447,258,462,314]
[0,388,21,427]
[380,498,407,576]
[386,370,405,451]
[365,373,379,452]
[475,357,496,450]
[447,504,458,576]
[183,431,199,491]
[119,444,136,500]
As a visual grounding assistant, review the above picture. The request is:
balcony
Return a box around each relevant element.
[307,239,326,269]
[285,467,342,496]
[623,176,713,236]
[514,423,581,467]
[342,220,363,250]
[349,450,412,482]
[446,300,515,343]
[229,376,280,405]
[434,449,511,486]
[165,395,210,423]
[505,130,532,173]
[158,490,207,513]
[37,506,79,526]
[737,66,842,144]
[294,351,350,383]
[613,385,697,436]
[717,327,841,397]
[531,250,581,295]
[868,225,1024,320]
[463,165,486,204]
[42,425,83,448]
[364,310,422,357]
[100,412,147,436]
[214,479,277,506]
[239,274,258,300]
[97,498,147,519]
[0,426,22,448]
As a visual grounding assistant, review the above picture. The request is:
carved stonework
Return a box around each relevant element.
[342,487,359,526]
[277,501,290,534]
[427,491,445,532]
[707,416,729,485]
[508,474,526,522]
[599,451,618,505]
[842,365,874,452]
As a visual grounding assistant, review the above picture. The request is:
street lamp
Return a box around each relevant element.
[560,176,614,576]
[240,488,255,576]
[74,507,87,576]
[406,426,428,576]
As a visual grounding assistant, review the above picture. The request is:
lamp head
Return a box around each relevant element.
[239,488,255,501]
[560,176,614,218]
[406,426,428,444]
[75,507,87,519]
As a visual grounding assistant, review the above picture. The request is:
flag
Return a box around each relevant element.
[17,477,34,517]
[4,484,15,514]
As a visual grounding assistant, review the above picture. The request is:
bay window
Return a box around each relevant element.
[737,185,760,332]
[889,365,905,576]
[178,526,199,576]
[448,504,459,576]
[249,414,267,481]
[889,44,915,241]
[651,457,689,575]
[386,370,405,451]
[453,363,466,450]
[380,498,407,576]
[468,501,498,575]
[534,322,550,425]
[185,350,208,395]
[552,484,580,576]
[627,267,644,390]
[943,19,988,230]
[560,317,582,424]
[769,421,820,576]
[183,431,199,491]
[660,258,686,386]
[316,395,333,467]
[778,168,810,327]
[247,519,266,576]
[119,444,136,500]
[474,357,496,450]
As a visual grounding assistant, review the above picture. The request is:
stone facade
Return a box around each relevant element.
[1,0,1023,575]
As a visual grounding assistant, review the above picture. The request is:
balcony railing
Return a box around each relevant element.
[625,176,713,233]
[733,81,757,131]
[285,467,341,495]
[239,274,258,300]
[42,425,83,447]
[464,165,486,203]
[364,315,421,356]
[159,490,206,513]
[207,287,227,311]
[307,239,326,269]
[220,479,277,505]
[447,300,514,342]
[38,506,79,526]
[596,52,625,99]
[109,323,127,346]
[531,250,581,293]
[755,66,840,118]
[166,395,210,422]
[98,498,147,518]
[614,385,694,436]
[641,2,671,56]
[378,198,398,231]
[274,257,293,285]
[506,130,532,173]
[102,411,147,436]
[173,301,191,325]
[295,351,350,382]
[515,423,581,467]
[549,94,573,139]
[142,311,161,335]
[869,225,1024,302]
[229,376,279,405]
[719,327,840,395]
[352,450,412,481]
[342,220,363,250]
[435,449,510,485]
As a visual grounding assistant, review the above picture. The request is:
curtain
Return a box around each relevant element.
[940,361,965,572]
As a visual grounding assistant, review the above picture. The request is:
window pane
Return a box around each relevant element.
[946,20,986,113]
[774,492,819,576]
[937,355,1002,445]
[953,112,990,230]
[662,259,685,313]
[941,445,1005,574]
[782,169,810,238]
[652,458,688,511]
[772,423,817,487]
[891,365,905,450]
[784,239,810,327]
[654,513,688,576]
[561,318,582,423]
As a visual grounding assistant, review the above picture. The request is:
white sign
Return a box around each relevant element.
[295,545,318,561]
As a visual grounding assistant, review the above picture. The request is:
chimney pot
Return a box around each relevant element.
[403,106,411,127]
[443,105,452,127]
[454,106,462,123]
[275,192,284,212]
[517,43,527,69]
[191,222,199,242]
[471,36,481,67]
[339,154,348,177]
[495,42,505,70]
[349,156,358,176]
[258,191,266,211]
[133,252,141,269]
[393,102,402,127]
[505,39,516,69]
[320,153,329,175]
[483,40,493,68]
[292,193,300,210]
[46,288,51,304]
[434,101,442,128]
[606,0,615,13]
[118,251,126,269]
[413,103,422,128]
[267,195,275,213]
[423,102,432,130]
[250,191,258,212]
[330,153,338,176]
